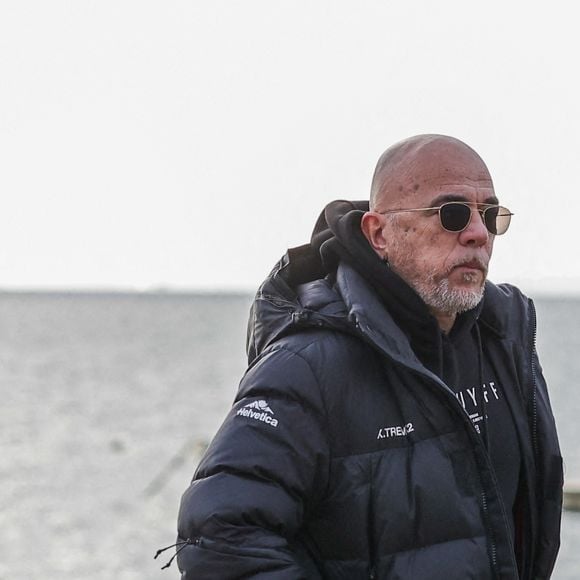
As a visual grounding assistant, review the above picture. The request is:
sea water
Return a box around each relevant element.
[0,292,578,579]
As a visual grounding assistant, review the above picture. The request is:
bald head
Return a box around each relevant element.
[369,135,493,211]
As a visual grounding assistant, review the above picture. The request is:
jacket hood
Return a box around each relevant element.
[246,199,378,363]
[245,246,349,364]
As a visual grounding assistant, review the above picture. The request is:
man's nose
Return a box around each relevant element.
[458,209,489,246]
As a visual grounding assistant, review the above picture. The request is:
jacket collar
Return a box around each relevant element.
[479,282,521,339]
[335,262,431,373]
[334,261,527,377]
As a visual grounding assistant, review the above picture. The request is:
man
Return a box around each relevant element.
[173,135,562,578]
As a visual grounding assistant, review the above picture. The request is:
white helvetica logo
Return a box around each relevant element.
[236,400,279,427]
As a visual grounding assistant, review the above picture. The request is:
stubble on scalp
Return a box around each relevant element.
[369,134,492,212]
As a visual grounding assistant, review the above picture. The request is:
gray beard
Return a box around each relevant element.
[413,275,485,315]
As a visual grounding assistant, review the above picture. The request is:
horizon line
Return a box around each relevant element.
[1,284,580,299]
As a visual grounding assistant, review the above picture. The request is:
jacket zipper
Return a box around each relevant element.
[526,301,539,580]
[481,491,498,570]
[528,301,539,461]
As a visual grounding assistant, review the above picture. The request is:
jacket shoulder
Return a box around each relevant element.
[245,328,369,395]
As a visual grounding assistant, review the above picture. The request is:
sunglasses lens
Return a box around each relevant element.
[439,203,471,231]
[484,206,512,235]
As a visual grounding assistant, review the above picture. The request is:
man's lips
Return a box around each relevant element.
[457,261,484,270]
[451,260,488,274]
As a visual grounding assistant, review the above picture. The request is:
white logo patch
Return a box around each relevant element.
[377,422,414,439]
[244,400,273,414]
[236,400,279,427]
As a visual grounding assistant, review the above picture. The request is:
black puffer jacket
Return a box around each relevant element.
[176,232,562,579]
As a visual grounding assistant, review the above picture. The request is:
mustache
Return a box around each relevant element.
[447,255,489,275]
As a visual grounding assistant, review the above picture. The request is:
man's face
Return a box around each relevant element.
[378,148,496,315]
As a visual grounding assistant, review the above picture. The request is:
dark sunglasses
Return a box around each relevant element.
[379,202,513,235]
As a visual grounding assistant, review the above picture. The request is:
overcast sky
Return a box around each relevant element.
[1,1,579,293]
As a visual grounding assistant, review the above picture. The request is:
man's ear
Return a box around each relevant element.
[360,212,389,258]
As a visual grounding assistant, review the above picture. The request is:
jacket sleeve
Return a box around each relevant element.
[531,346,564,580]
[176,345,329,579]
